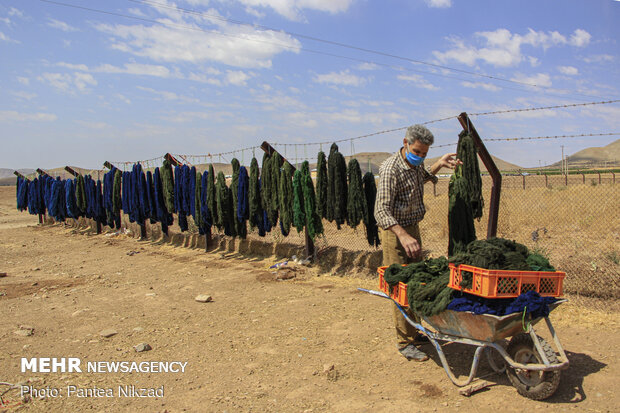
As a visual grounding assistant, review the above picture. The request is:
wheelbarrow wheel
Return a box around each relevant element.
[506,333,560,400]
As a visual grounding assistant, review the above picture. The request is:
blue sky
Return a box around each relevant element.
[1,0,619,170]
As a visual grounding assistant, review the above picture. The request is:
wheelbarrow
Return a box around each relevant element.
[358,288,569,400]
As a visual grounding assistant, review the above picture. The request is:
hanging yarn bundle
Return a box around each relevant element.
[189,166,197,219]
[207,165,217,230]
[200,170,210,231]
[215,171,233,236]
[194,171,204,234]
[292,169,305,233]
[16,177,29,211]
[301,161,323,240]
[278,161,294,237]
[268,152,282,227]
[65,179,79,219]
[457,130,484,220]
[237,166,249,225]
[174,165,188,232]
[346,158,366,229]
[327,143,348,229]
[146,171,157,224]
[153,167,174,234]
[362,172,380,247]
[248,157,263,232]
[315,151,328,219]
[448,165,476,256]
[49,177,66,222]
[230,159,247,238]
[260,153,271,223]
[161,158,175,214]
[75,174,86,216]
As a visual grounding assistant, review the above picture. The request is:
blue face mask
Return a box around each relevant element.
[406,144,425,166]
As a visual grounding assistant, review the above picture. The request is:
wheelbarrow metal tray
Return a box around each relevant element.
[422,300,565,342]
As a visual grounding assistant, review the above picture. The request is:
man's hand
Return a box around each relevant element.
[390,224,421,259]
[430,153,462,175]
[398,232,421,259]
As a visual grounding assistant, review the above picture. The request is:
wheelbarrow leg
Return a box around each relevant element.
[426,339,485,387]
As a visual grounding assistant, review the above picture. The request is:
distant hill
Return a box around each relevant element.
[547,138,620,169]
[0,168,35,179]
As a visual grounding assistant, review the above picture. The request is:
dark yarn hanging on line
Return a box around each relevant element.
[26,178,39,215]
[362,172,380,247]
[65,179,79,219]
[215,171,233,236]
[200,170,211,230]
[301,161,323,240]
[315,151,328,220]
[346,158,367,229]
[268,152,281,227]
[189,166,197,219]
[260,153,271,220]
[292,169,305,234]
[146,171,157,224]
[194,172,204,235]
[248,158,263,232]
[161,158,175,214]
[278,161,294,237]
[457,130,484,220]
[448,165,477,256]
[237,166,249,224]
[174,165,190,232]
[16,177,28,211]
[207,165,217,230]
[230,158,246,238]
[75,174,86,215]
[153,167,173,234]
[49,178,66,222]
[327,143,348,229]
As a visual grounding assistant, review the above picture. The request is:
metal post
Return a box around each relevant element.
[522,174,526,190]
[545,173,548,188]
[457,113,501,239]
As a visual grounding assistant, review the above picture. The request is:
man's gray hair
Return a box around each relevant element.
[405,124,434,146]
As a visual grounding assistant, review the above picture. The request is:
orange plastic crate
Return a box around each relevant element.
[377,265,409,307]
[448,263,566,298]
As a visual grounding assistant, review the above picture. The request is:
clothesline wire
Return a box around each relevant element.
[107,99,619,165]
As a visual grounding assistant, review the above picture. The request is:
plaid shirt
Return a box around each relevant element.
[374,148,438,229]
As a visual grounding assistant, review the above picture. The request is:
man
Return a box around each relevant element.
[374,124,460,361]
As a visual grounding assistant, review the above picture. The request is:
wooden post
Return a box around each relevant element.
[522,174,526,190]
[612,172,615,185]
[544,173,548,188]
[64,166,79,177]
[598,171,601,185]
[457,113,501,239]
[581,172,585,184]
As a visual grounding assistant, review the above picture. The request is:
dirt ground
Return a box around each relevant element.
[0,186,618,413]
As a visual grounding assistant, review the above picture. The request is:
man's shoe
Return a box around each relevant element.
[399,344,429,361]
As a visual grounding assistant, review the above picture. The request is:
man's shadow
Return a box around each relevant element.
[422,343,605,403]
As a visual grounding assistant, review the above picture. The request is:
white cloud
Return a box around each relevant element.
[397,74,439,90]
[461,81,501,92]
[8,8,23,18]
[12,91,37,100]
[581,54,614,64]
[136,86,201,104]
[75,120,109,129]
[116,93,132,104]
[511,72,552,87]
[226,70,252,86]
[38,72,97,93]
[0,31,19,43]
[527,56,540,67]
[558,66,578,76]
[313,70,367,86]
[0,17,10,25]
[0,111,57,122]
[57,62,90,71]
[569,29,591,47]
[95,63,171,78]
[433,28,593,68]
[356,62,379,71]
[236,0,354,21]
[17,76,29,85]
[425,0,452,8]
[47,18,79,32]
[94,7,301,69]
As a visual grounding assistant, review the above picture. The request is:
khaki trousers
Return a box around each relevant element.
[380,223,423,348]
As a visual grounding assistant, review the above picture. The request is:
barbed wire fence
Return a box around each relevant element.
[29,99,620,311]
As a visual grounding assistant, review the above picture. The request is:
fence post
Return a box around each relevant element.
[612,172,615,185]
[581,172,585,184]
[544,173,548,188]
[433,181,437,197]
[522,174,526,190]
[598,171,601,185]
[564,172,568,186]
